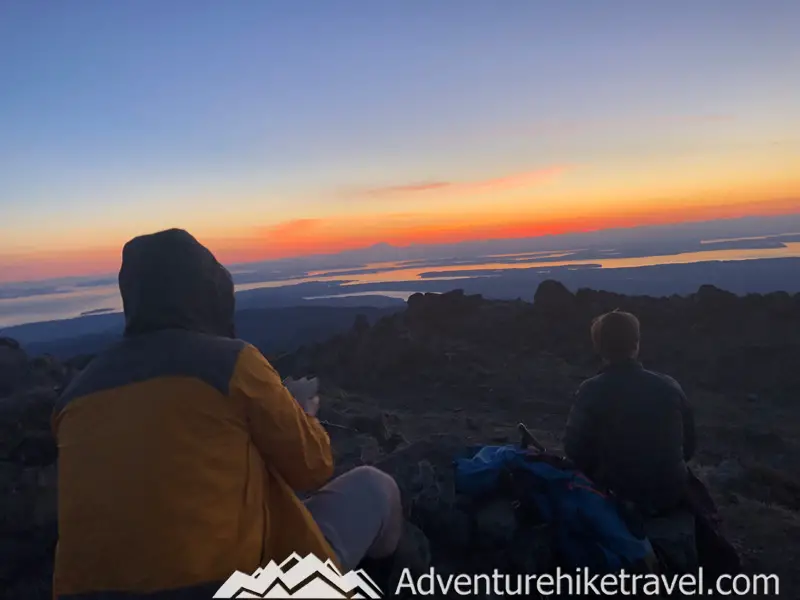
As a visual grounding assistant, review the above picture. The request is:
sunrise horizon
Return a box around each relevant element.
[2,197,799,285]
[2,2,799,285]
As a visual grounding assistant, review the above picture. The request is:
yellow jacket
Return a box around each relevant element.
[52,229,337,599]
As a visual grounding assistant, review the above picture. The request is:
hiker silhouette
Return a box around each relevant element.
[51,229,409,599]
[563,309,740,575]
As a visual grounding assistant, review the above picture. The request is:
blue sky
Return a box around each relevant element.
[0,0,799,281]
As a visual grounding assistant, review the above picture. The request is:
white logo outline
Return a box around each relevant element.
[213,552,383,598]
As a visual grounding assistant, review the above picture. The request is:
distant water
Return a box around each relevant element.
[2,242,800,329]
[303,291,419,302]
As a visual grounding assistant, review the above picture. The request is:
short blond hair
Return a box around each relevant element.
[591,310,640,362]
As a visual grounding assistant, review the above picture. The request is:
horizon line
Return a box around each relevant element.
[2,210,800,288]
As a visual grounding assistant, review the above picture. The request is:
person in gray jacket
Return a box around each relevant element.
[564,309,696,513]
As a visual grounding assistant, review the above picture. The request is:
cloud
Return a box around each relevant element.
[448,166,570,193]
[6,192,799,284]
[354,166,570,199]
[260,218,325,238]
[205,193,800,266]
[365,182,451,196]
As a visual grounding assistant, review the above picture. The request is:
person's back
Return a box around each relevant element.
[563,310,695,513]
[53,229,404,599]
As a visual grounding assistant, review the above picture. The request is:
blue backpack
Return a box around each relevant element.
[453,445,656,573]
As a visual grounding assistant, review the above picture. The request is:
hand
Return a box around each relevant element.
[283,376,320,416]
[303,395,320,418]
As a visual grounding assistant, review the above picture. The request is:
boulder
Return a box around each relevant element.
[0,388,59,465]
[0,462,58,587]
[405,290,484,336]
[352,313,371,335]
[28,355,69,391]
[0,338,28,398]
[533,279,577,313]
[0,350,61,598]
[474,499,517,545]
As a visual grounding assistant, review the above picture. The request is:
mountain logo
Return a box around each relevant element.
[212,552,383,598]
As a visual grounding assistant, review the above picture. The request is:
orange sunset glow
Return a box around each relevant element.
[3,183,799,283]
[2,3,799,285]
[208,193,800,263]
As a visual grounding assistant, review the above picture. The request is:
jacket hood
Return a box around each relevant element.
[118,229,235,338]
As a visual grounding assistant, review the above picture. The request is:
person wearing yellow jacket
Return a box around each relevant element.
[52,228,403,599]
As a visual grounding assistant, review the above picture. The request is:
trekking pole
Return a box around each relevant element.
[518,422,546,453]
[319,419,357,432]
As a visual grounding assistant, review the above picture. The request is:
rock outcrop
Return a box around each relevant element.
[0,360,65,599]
[2,281,800,598]
[279,282,800,401]
[0,338,28,398]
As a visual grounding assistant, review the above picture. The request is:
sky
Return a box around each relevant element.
[1,0,799,283]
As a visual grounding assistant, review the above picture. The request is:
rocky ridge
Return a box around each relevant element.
[2,282,800,598]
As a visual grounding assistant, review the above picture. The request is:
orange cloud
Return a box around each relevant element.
[204,195,800,266]
[3,193,799,284]
[363,182,450,196]
[352,166,570,199]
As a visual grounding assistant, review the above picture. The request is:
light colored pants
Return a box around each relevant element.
[304,466,403,572]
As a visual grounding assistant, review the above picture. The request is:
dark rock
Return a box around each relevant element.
[0,389,58,465]
[0,338,28,397]
[474,499,517,546]
[372,436,468,513]
[28,355,69,391]
[0,463,58,587]
[4,283,800,594]
[1,557,55,600]
[534,279,576,313]
[348,413,391,445]
[695,284,738,305]
[290,282,800,400]
[359,437,381,464]
[6,431,58,467]
[507,524,555,574]
[63,354,95,371]
[0,349,61,597]
[353,314,370,335]
[405,292,426,311]
[0,338,21,350]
